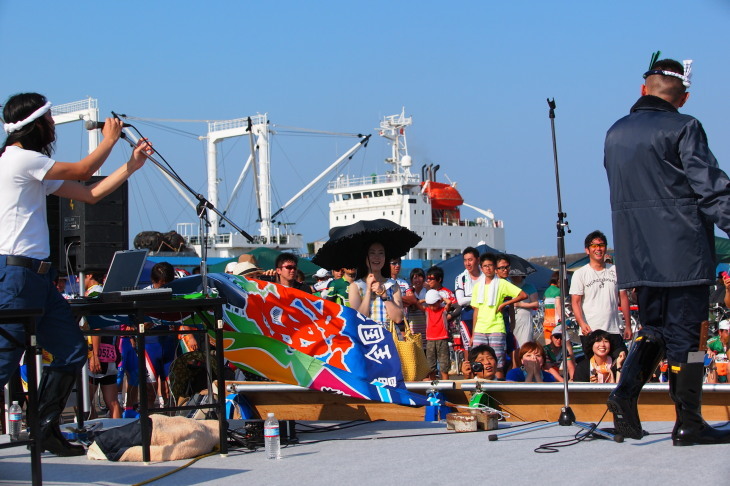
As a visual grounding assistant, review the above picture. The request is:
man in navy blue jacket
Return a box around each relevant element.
[604,55,730,446]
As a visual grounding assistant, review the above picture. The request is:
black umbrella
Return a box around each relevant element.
[504,253,537,276]
[312,219,422,270]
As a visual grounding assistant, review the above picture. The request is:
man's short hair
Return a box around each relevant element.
[425,265,444,283]
[468,344,497,362]
[462,246,480,260]
[646,58,687,102]
[409,267,425,280]
[151,262,175,285]
[275,252,298,268]
[496,254,510,265]
[480,253,497,265]
[584,230,607,248]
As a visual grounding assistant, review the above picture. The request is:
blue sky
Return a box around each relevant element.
[2,1,730,258]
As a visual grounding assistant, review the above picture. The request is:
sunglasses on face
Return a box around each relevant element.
[496,265,510,270]
[589,243,607,249]
[280,265,297,271]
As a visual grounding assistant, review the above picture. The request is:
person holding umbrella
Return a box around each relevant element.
[349,241,404,327]
[312,219,422,328]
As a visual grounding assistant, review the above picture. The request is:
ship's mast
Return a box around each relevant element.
[205,114,271,240]
[51,97,100,158]
[378,108,413,176]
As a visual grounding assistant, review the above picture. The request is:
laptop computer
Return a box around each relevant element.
[72,249,172,302]
[100,249,149,293]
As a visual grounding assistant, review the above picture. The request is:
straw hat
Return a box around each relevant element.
[232,261,263,277]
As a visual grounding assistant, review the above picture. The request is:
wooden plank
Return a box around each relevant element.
[228,381,730,423]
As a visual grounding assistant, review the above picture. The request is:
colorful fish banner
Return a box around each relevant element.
[88,274,431,407]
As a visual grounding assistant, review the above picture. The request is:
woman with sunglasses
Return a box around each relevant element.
[349,242,404,327]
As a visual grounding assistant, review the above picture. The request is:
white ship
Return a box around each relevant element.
[52,99,503,261]
[327,110,505,260]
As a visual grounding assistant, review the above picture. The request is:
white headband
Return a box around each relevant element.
[644,60,693,88]
[3,101,52,134]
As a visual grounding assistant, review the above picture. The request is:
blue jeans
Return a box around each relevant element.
[0,257,87,388]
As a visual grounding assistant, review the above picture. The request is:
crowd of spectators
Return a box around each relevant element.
[47,227,730,423]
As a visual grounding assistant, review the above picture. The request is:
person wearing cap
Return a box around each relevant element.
[605,54,730,445]
[0,93,151,456]
[312,268,333,297]
[224,261,237,274]
[424,289,457,380]
[543,326,575,382]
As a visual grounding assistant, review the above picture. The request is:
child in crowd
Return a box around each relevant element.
[424,289,452,380]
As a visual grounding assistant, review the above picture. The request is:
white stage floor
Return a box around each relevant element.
[1,419,729,485]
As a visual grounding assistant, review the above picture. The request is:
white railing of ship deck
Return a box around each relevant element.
[328,173,421,190]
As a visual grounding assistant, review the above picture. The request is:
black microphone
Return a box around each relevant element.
[85,120,132,130]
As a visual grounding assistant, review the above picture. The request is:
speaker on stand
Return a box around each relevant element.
[57,177,129,275]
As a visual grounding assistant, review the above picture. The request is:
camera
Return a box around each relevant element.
[471,362,484,373]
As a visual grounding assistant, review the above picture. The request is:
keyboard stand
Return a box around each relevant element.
[71,297,228,463]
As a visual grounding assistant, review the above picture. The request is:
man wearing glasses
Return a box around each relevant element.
[569,231,631,361]
[261,252,311,293]
[389,258,410,298]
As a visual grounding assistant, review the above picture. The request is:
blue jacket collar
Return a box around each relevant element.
[630,95,678,114]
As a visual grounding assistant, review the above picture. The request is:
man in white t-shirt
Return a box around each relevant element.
[454,247,482,342]
[569,230,631,360]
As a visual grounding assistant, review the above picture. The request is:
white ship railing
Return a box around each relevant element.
[207,114,266,133]
[328,173,421,190]
[51,98,97,115]
[183,232,297,246]
[432,217,505,228]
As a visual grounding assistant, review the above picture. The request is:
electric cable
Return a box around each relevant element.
[534,408,611,453]
[129,450,218,486]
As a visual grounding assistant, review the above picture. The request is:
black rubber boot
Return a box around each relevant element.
[670,361,730,446]
[606,332,664,440]
[37,369,85,456]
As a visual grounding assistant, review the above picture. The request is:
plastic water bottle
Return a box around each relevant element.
[264,412,281,460]
[8,401,22,442]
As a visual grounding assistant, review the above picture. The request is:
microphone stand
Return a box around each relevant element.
[115,123,254,296]
[488,99,622,443]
